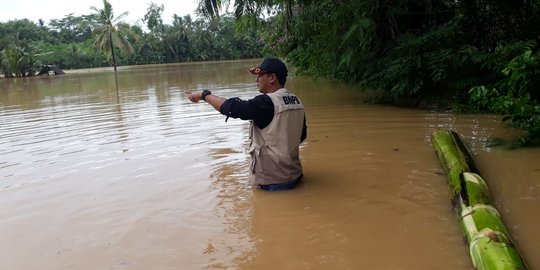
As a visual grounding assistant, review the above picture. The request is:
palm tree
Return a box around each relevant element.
[166,15,193,61]
[90,0,135,71]
[197,0,226,18]
[196,0,295,31]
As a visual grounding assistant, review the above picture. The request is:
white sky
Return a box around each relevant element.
[0,0,201,25]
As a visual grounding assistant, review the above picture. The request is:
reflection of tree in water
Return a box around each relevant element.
[110,102,130,150]
[423,111,520,153]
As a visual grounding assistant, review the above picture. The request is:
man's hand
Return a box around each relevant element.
[186,90,226,112]
[186,91,203,103]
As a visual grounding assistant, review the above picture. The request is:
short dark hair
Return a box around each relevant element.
[274,72,287,86]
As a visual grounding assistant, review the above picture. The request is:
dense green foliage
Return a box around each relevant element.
[201,0,540,146]
[468,41,540,146]
[0,2,263,75]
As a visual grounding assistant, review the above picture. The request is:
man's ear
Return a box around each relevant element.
[269,74,277,84]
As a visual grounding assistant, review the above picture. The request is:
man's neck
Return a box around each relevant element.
[267,85,284,93]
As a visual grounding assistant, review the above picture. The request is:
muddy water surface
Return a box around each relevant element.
[1,60,538,270]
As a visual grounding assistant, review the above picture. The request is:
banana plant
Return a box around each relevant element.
[432,129,528,270]
[0,46,39,78]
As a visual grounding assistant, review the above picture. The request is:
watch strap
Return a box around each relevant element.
[201,90,212,101]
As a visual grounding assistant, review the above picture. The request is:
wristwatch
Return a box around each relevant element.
[201,89,212,101]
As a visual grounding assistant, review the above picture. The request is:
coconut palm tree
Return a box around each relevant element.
[197,0,224,18]
[196,0,295,29]
[90,0,135,71]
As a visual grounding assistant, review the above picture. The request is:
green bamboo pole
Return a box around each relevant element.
[431,130,528,270]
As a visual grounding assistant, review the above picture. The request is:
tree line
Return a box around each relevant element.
[0,0,263,77]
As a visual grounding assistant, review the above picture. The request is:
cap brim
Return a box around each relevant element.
[248,67,261,74]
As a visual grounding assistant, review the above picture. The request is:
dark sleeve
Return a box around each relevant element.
[219,95,274,129]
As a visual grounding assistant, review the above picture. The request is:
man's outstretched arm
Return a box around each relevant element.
[187,90,225,112]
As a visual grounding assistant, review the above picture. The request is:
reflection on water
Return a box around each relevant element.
[1,60,539,270]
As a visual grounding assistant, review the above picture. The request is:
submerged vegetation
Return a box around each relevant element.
[0,0,538,145]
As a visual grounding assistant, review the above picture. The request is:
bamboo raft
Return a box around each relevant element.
[431,130,528,270]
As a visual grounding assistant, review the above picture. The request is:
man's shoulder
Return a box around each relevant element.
[250,94,273,105]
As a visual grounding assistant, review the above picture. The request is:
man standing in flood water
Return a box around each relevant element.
[187,58,307,191]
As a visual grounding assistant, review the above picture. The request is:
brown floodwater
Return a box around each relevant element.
[1,60,538,270]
